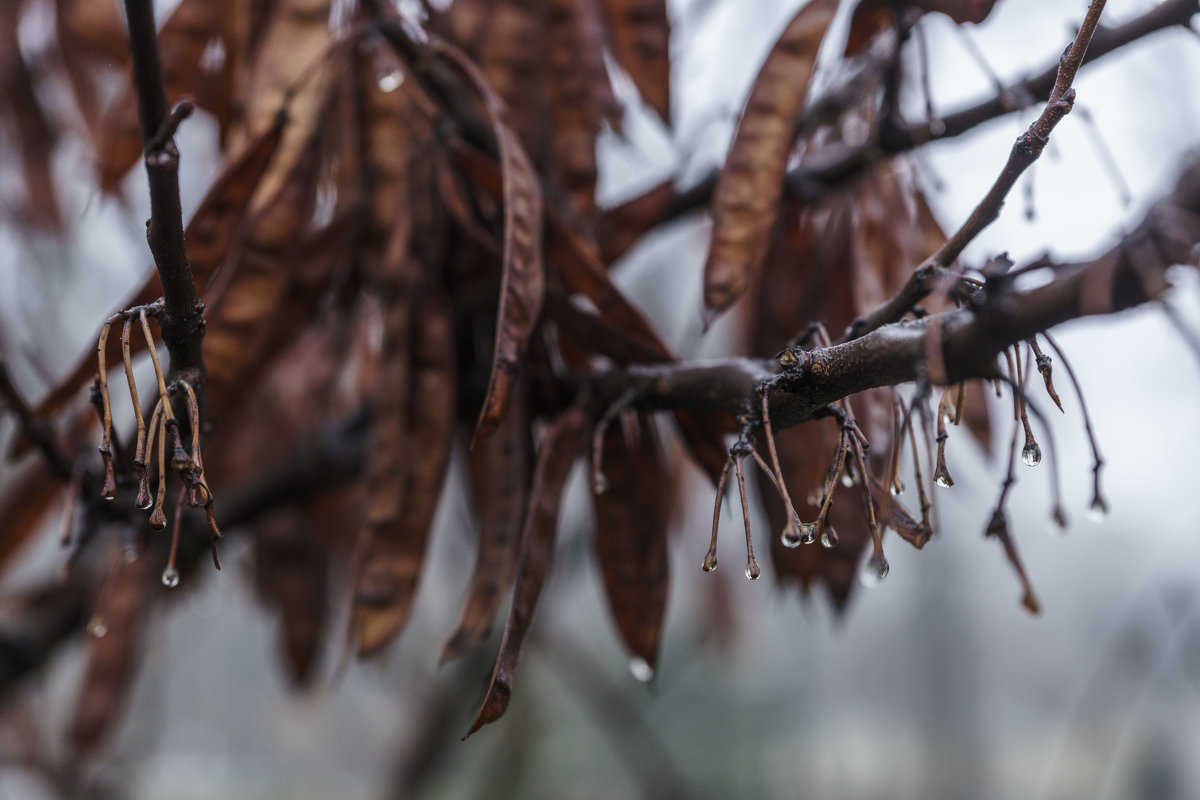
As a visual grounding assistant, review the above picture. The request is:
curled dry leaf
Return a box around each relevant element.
[436,43,545,443]
[442,379,533,663]
[465,403,589,738]
[355,292,457,655]
[592,414,670,672]
[703,0,837,323]
[600,0,671,125]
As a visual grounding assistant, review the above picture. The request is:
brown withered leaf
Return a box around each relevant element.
[0,458,65,568]
[229,0,332,214]
[702,0,837,323]
[477,0,549,167]
[844,0,893,57]
[846,0,1001,55]
[0,4,61,229]
[546,0,601,226]
[253,507,332,687]
[465,404,589,738]
[436,43,545,443]
[95,0,236,191]
[201,116,325,419]
[355,292,457,655]
[70,538,157,754]
[592,414,670,672]
[442,379,533,663]
[600,0,671,125]
[22,119,286,434]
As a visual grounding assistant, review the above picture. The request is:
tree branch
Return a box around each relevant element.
[122,0,206,389]
[587,154,1200,429]
[607,0,1197,249]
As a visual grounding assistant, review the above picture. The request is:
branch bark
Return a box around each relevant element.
[122,0,206,390]
[587,154,1200,429]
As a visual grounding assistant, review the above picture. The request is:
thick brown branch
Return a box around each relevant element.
[590,155,1200,427]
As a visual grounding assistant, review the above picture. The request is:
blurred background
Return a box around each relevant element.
[3,0,1200,798]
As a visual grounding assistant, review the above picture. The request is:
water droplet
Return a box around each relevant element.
[121,543,139,564]
[799,521,817,545]
[86,617,107,638]
[840,472,855,488]
[1088,495,1109,522]
[592,473,608,495]
[745,561,761,581]
[161,567,180,588]
[629,657,654,683]
[701,553,718,572]
[376,69,404,92]
[806,486,823,506]
[780,524,802,549]
[890,477,904,496]
[1021,442,1042,467]
[934,473,953,489]
[859,554,890,588]
[820,527,839,549]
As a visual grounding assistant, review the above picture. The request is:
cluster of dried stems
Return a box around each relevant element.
[1,0,1200,775]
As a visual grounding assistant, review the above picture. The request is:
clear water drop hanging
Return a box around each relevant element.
[820,527,839,549]
[1088,496,1109,522]
[781,524,802,549]
[745,561,761,581]
[629,657,654,683]
[161,567,180,588]
[1021,442,1042,467]
[798,522,817,546]
[702,553,718,572]
[860,554,890,588]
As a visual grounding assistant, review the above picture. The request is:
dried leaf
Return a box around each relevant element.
[228,0,332,214]
[465,404,589,737]
[70,540,156,754]
[1,4,61,229]
[253,507,332,687]
[355,292,457,655]
[592,414,670,671]
[477,0,549,166]
[201,116,325,418]
[436,43,545,443]
[546,0,601,225]
[442,380,533,662]
[600,0,671,124]
[702,0,837,322]
[844,1,893,57]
